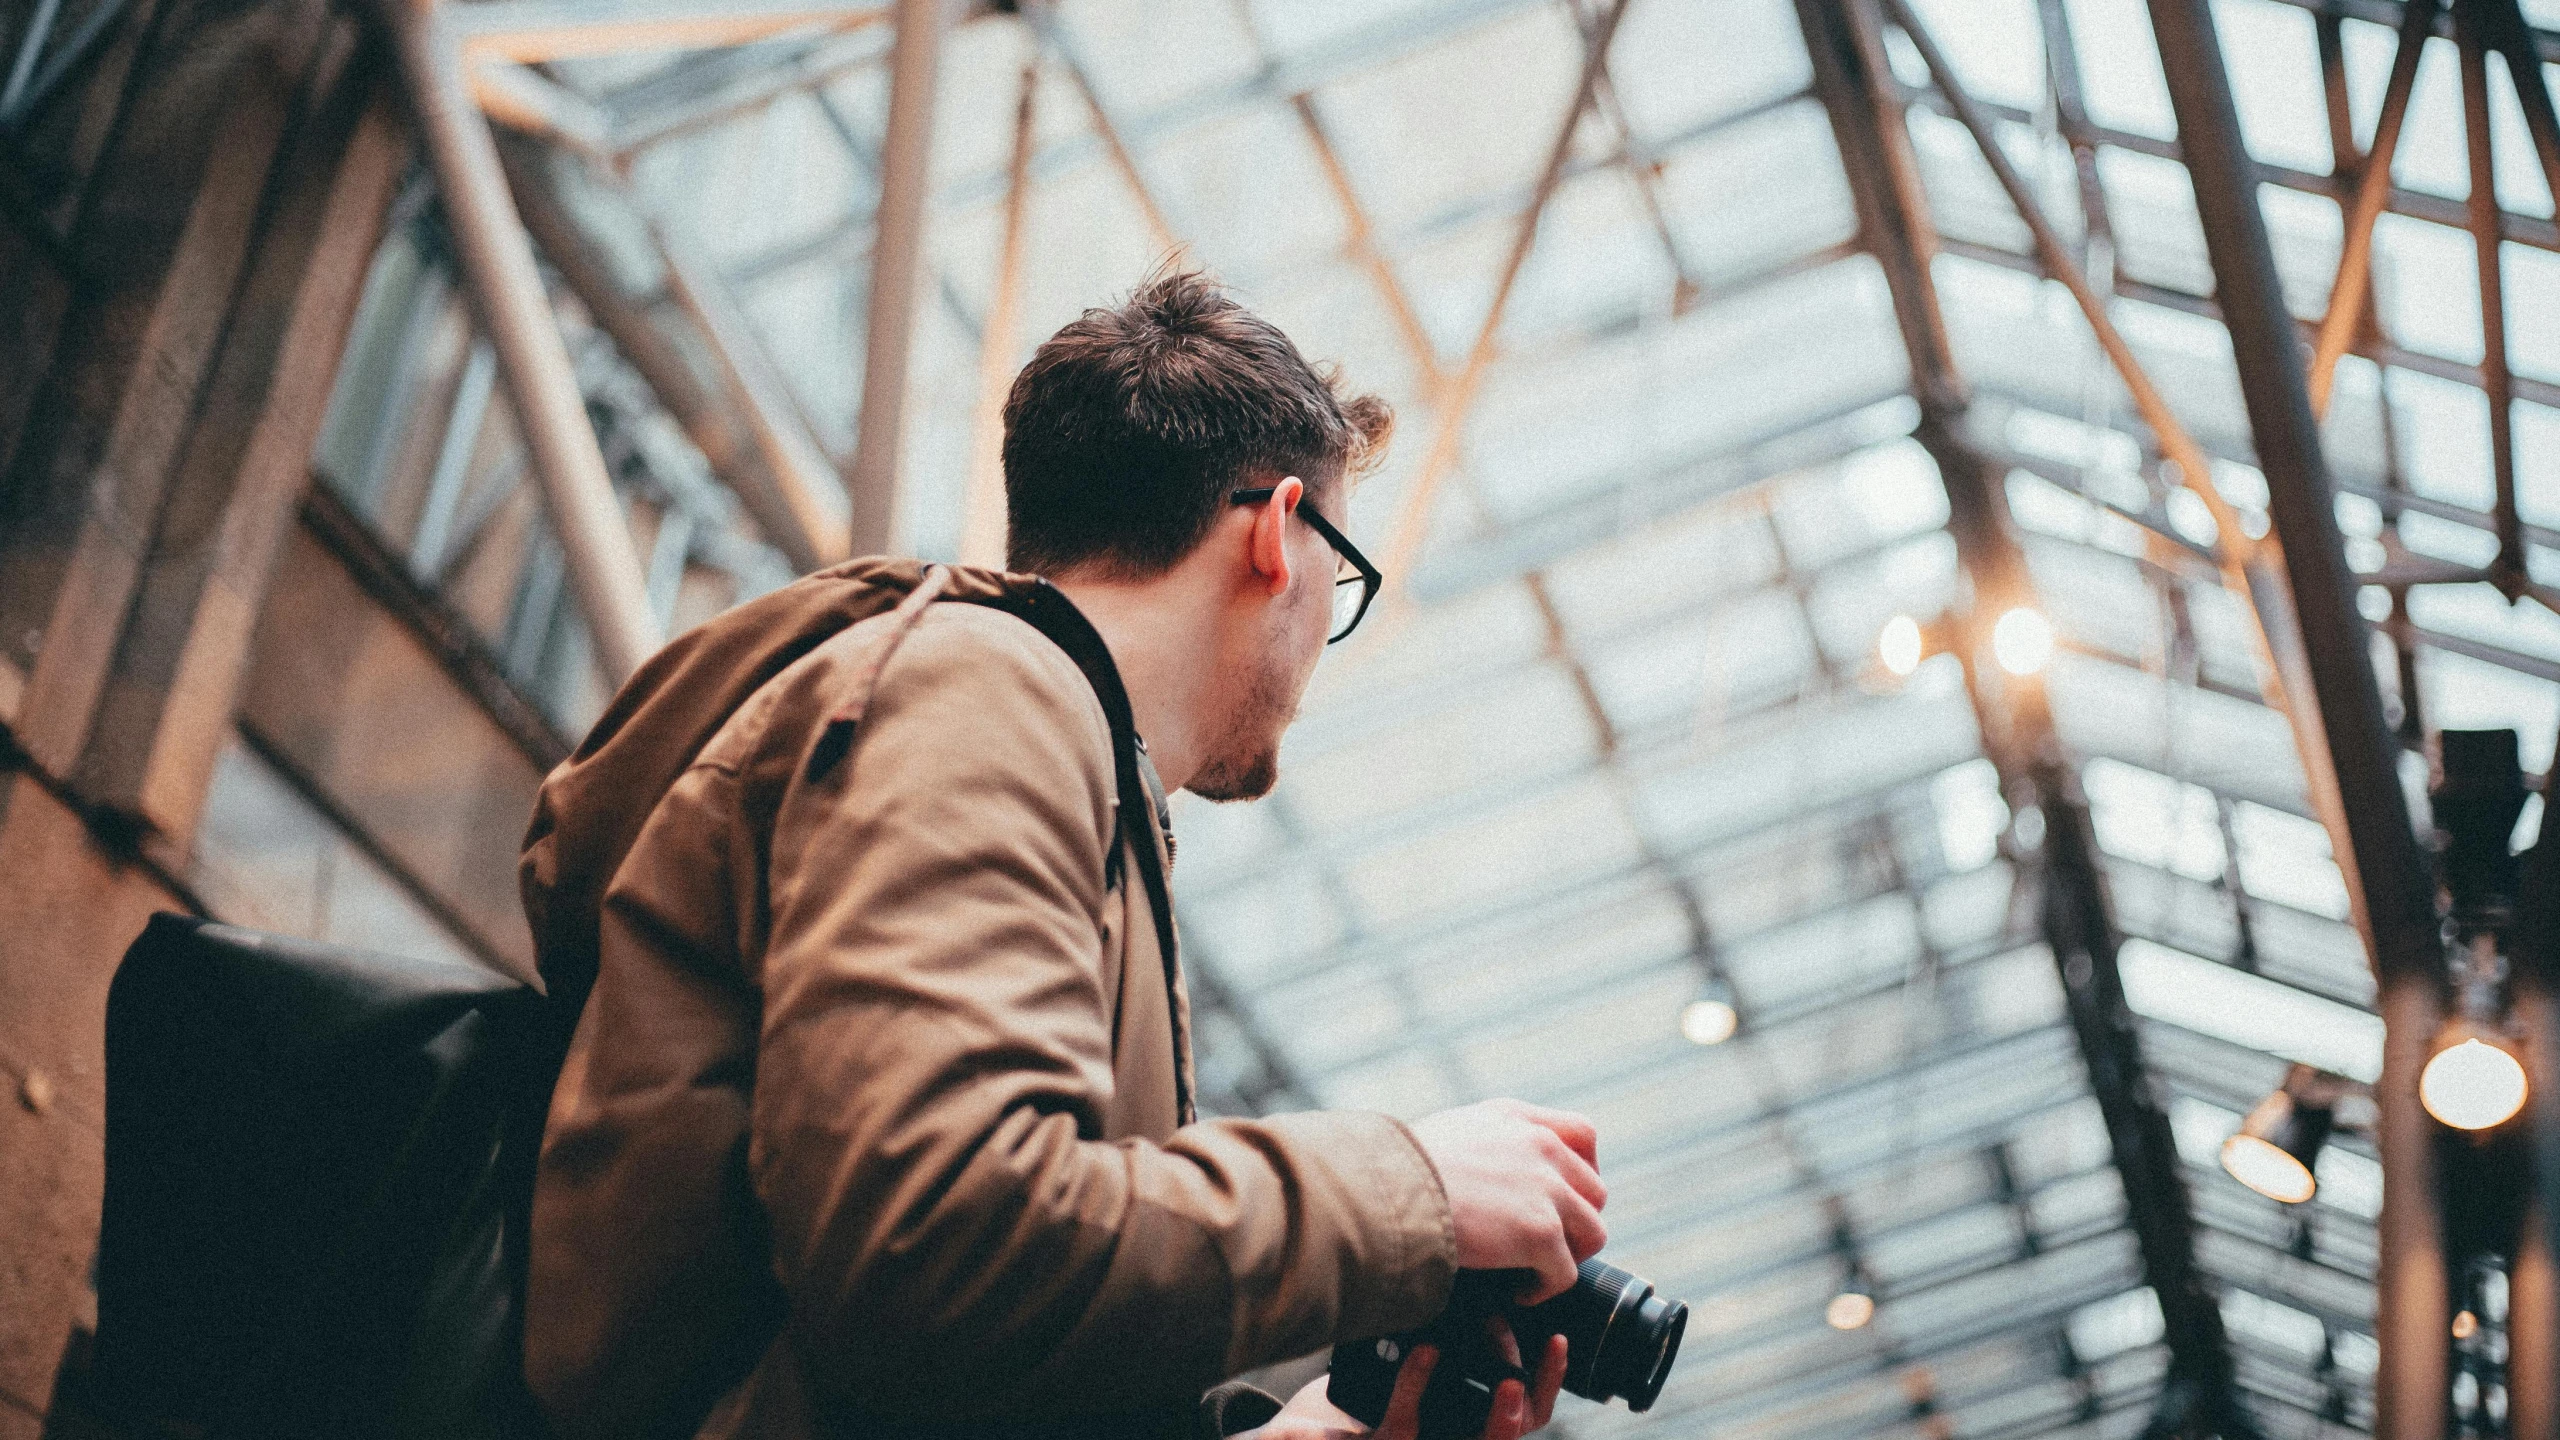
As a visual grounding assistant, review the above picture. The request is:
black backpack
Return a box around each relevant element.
[93,913,546,1439]
[87,575,1180,1439]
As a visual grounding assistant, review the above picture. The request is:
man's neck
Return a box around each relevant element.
[1046,572,1220,795]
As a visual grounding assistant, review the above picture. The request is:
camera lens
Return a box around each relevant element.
[1522,1259,1688,1412]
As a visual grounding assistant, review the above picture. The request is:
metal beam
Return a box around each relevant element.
[469,54,613,164]
[2307,0,2437,417]
[1796,3,2252,1434]
[1877,0,2369,945]
[499,138,830,574]
[1019,3,1177,254]
[959,58,1035,570]
[843,0,943,558]
[444,0,886,64]
[606,27,892,159]
[2455,0,2525,596]
[2263,0,2560,61]
[376,0,662,685]
[1290,92,1450,398]
[2142,6,2451,1438]
[652,219,851,569]
[1371,0,1632,593]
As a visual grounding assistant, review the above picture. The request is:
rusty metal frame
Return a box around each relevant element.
[958,57,1035,569]
[841,0,942,559]
[1796,3,2256,1434]
[2144,7,2455,1440]
[375,0,664,685]
[1373,0,1634,592]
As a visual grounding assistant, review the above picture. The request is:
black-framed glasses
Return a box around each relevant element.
[1232,486,1382,643]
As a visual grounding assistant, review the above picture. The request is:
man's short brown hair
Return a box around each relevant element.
[1002,267,1391,579]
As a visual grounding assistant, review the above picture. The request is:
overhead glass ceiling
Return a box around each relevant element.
[304,0,2560,1434]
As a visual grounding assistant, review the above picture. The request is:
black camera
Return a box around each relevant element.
[1327,1260,1688,1439]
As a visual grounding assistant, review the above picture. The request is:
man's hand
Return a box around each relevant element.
[1409,1099,1606,1303]
[1254,1333,1570,1440]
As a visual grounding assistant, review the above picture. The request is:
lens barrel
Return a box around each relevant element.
[1518,1259,1688,1411]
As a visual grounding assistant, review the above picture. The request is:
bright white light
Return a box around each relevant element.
[2220,1133,2316,1204]
[1879,614,1925,677]
[1679,998,1739,1046]
[1992,607,2053,676]
[2067,1288,2165,1362]
[2118,940,2384,1082]
[1931,759,2008,872]
[1826,1290,1876,1331]
[2421,1038,2528,1131]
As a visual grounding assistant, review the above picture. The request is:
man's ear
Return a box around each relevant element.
[1248,476,1303,598]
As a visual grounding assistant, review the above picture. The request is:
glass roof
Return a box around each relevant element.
[307,0,2560,1433]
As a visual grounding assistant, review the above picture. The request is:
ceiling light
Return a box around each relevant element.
[1879,614,1925,677]
[1826,1285,1876,1331]
[1680,998,1738,1047]
[2421,1029,2528,1132]
[1991,607,2053,676]
[1679,975,1740,1046]
[2220,1066,2337,1205]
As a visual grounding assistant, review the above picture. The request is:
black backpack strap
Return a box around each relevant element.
[999,581,1194,1126]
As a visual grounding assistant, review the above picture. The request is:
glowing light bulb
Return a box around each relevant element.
[2453,1310,2480,1340]
[2421,1037,2528,1130]
[1992,607,2053,676]
[1879,614,1925,677]
[1680,998,1739,1046]
[2219,1133,2316,1205]
[1826,1290,1876,1331]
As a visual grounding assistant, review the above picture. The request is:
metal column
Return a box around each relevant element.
[2143,3,2451,1436]
[1795,3,2252,1432]
[843,0,945,559]
[375,0,663,685]
[960,58,1035,570]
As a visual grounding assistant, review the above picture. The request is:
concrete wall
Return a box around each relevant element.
[0,0,405,1427]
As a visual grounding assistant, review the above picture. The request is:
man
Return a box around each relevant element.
[518,270,1608,1440]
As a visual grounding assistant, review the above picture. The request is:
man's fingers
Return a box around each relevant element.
[1519,1237,1579,1304]
[1518,1104,1599,1168]
[1559,1186,1608,1264]
[1380,1344,1438,1439]
[1530,1334,1568,1429]
[1483,1378,1529,1440]
[1537,1130,1609,1211]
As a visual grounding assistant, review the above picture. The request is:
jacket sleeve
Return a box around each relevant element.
[747,608,1454,1422]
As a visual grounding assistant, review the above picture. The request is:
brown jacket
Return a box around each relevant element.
[518,560,1454,1440]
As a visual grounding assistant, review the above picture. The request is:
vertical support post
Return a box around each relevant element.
[2307,0,2438,418]
[2514,962,2560,1440]
[1796,6,2252,1434]
[960,58,1035,570]
[844,0,944,559]
[77,70,412,848]
[2143,5,2451,1437]
[2455,0,2525,594]
[375,0,661,685]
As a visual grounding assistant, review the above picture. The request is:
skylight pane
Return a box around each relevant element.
[2119,938,2383,1080]
[1902,0,2048,110]
[2212,0,2335,175]
[2065,0,2176,138]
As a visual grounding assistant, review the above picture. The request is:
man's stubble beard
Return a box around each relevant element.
[1185,646,1299,804]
